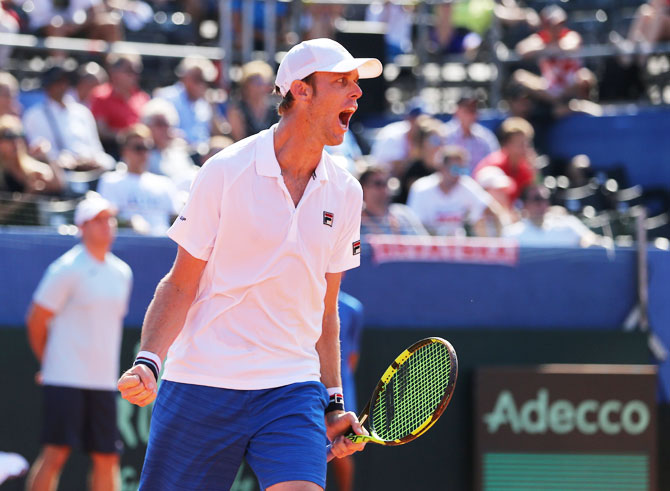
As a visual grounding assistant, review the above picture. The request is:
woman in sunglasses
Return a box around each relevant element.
[0,115,65,224]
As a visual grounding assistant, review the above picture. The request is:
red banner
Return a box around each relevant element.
[366,235,519,266]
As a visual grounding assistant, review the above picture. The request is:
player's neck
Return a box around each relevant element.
[83,240,110,262]
[273,118,323,180]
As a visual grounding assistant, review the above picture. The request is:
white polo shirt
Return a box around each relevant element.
[33,244,132,390]
[164,125,363,390]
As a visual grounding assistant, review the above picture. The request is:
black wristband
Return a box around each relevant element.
[325,392,345,413]
[133,358,159,381]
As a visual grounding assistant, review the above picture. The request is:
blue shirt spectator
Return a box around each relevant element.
[154,56,217,149]
[442,95,500,173]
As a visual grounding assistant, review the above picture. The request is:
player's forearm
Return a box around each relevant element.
[317,311,342,389]
[139,275,198,360]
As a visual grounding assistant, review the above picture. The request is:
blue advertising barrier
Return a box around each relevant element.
[1,229,668,400]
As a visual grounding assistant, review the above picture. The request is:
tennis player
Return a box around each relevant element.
[117,38,382,490]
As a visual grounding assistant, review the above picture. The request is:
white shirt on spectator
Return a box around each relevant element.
[23,96,114,168]
[33,244,132,390]
[163,125,363,390]
[407,173,492,236]
[442,117,500,173]
[370,120,409,170]
[98,168,180,235]
[503,214,594,247]
[26,0,100,30]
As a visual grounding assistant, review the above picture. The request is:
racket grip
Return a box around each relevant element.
[326,443,335,463]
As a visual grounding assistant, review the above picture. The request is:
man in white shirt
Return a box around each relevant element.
[117,38,380,490]
[25,192,132,491]
[442,95,500,173]
[503,184,603,247]
[408,146,503,236]
[23,66,115,171]
[97,124,180,236]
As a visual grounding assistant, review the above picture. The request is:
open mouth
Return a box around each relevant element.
[338,108,355,130]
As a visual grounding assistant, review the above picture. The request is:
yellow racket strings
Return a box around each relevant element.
[371,341,452,441]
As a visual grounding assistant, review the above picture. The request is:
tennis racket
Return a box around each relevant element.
[328,336,458,460]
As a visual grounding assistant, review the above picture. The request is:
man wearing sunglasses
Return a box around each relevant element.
[407,145,504,237]
[97,124,180,235]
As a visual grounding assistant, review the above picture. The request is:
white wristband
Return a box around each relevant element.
[326,386,343,397]
[136,350,162,373]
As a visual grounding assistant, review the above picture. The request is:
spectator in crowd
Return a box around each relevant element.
[97,124,180,235]
[141,98,198,193]
[227,60,279,142]
[365,1,414,61]
[370,102,427,177]
[513,5,600,117]
[26,0,122,42]
[396,115,443,204]
[408,145,502,237]
[69,61,108,107]
[25,191,132,491]
[0,71,20,117]
[154,55,218,151]
[442,94,500,173]
[503,183,604,247]
[90,52,150,154]
[473,116,536,204]
[360,165,427,236]
[429,1,483,58]
[329,289,364,491]
[0,115,64,225]
[23,66,115,172]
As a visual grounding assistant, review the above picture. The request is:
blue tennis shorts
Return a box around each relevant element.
[139,380,330,490]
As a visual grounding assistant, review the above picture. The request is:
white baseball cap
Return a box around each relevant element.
[74,192,117,226]
[275,38,383,97]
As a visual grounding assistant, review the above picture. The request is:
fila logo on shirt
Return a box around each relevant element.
[323,211,334,227]
[352,240,361,256]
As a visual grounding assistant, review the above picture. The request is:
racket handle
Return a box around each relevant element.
[326,443,335,463]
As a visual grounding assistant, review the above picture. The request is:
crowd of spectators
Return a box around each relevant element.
[0,0,668,247]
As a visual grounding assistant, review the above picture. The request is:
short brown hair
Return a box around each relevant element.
[275,73,317,116]
[498,117,534,146]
